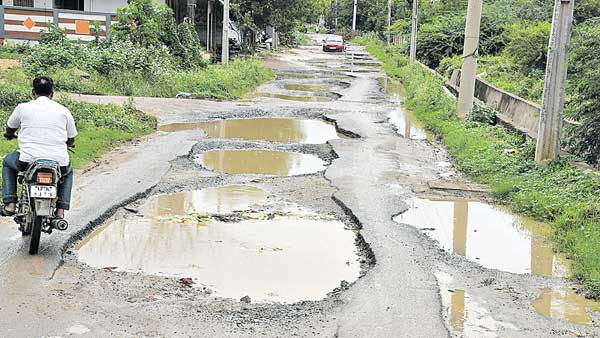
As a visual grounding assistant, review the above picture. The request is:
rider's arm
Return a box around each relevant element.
[5,105,22,140]
[67,137,76,149]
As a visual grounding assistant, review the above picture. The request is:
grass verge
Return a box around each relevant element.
[355,37,600,298]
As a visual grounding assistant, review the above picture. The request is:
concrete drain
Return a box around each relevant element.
[76,186,361,303]
[160,118,340,144]
[194,150,328,176]
[394,198,570,276]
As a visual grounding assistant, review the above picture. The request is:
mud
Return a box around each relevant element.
[395,198,569,276]
[195,150,328,176]
[159,118,340,144]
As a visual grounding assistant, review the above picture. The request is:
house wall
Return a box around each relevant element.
[3,0,166,13]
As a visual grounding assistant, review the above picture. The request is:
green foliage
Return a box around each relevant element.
[503,21,551,73]
[360,36,600,299]
[564,20,600,165]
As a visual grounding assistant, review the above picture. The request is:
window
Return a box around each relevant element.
[14,0,34,7]
[54,0,84,10]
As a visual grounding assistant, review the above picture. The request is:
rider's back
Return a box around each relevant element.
[8,96,77,167]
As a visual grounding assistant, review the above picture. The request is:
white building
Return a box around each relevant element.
[1,0,166,13]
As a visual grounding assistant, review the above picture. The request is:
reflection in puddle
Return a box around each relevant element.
[378,78,428,140]
[248,93,333,102]
[195,150,328,176]
[394,199,569,276]
[283,84,330,92]
[533,287,600,326]
[160,118,339,144]
[77,186,360,303]
[437,272,518,337]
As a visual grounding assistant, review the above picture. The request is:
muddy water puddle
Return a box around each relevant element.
[378,78,429,140]
[76,185,361,303]
[283,84,331,92]
[247,92,333,102]
[437,272,518,337]
[195,150,328,176]
[395,199,569,276]
[533,287,600,326]
[160,118,340,144]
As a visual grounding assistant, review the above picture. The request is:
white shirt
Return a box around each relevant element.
[7,96,78,166]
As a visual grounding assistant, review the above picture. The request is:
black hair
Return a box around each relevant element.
[33,76,54,97]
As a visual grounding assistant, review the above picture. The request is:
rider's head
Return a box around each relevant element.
[32,76,54,99]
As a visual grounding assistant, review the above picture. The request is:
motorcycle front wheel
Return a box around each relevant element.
[29,216,43,255]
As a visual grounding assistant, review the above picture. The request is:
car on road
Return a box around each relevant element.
[322,35,346,53]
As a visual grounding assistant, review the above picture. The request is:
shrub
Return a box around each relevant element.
[503,21,551,73]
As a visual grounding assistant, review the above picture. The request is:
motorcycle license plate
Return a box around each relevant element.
[30,185,57,198]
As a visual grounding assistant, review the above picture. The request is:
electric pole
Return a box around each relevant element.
[409,0,418,62]
[535,0,575,163]
[387,0,392,44]
[221,0,230,65]
[335,0,339,28]
[457,0,483,119]
[352,0,358,31]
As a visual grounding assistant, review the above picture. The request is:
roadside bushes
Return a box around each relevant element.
[503,21,551,73]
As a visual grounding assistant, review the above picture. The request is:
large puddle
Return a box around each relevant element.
[394,199,569,276]
[248,93,333,102]
[159,118,339,144]
[195,150,328,176]
[533,287,600,326]
[437,272,518,337]
[283,84,330,92]
[76,186,361,303]
[378,78,428,140]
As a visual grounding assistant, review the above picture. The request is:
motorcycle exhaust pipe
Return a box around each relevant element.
[52,218,69,231]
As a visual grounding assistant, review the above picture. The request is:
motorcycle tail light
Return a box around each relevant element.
[36,172,53,185]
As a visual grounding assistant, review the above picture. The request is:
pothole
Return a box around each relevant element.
[194,150,328,176]
[437,272,518,337]
[247,93,334,102]
[533,287,600,326]
[283,84,331,92]
[394,198,570,276]
[76,185,362,303]
[378,78,429,140]
[160,118,340,144]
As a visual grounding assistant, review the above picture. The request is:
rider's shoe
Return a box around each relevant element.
[0,206,16,217]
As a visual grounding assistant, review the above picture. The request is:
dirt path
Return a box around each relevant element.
[0,35,598,337]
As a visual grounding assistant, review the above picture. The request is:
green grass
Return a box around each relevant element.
[357,36,600,298]
[1,58,273,99]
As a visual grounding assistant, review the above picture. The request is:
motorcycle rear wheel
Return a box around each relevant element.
[29,216,43,255]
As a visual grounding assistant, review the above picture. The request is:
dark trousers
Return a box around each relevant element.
[2,151,73,210]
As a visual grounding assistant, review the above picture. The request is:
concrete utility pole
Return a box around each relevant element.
[335,0,339,28]
[387,0,392,44]
[221,0,230,65]
[206,0,212,52]
[409,0,418,62]
[457,0,483,119]
[535,0,575,164]
[352,0,358,31]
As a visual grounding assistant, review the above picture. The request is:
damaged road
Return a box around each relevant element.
[0,34,599,338]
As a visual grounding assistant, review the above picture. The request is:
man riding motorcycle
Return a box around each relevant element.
[1,76,77,219]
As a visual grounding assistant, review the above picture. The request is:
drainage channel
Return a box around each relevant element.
[76,185,362,303]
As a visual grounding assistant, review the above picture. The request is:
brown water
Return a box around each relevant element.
[248,93,333,102]
[195,150,328,176]
[378,78,429,140]
[395,199,569,276]
[533,287,600,326]
[283,84,330,92]
[76,186,361,303]
[437,272,518,337]
[159,118,339,144]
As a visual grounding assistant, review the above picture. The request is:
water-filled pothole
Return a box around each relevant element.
[283,84,331,92]
[378,78,429,140]
[437,272,518,337]
[248,93,334,102]
[76,186,361,303]
[394,199,569,276]
[533,287,600,326]
[160,118,340,144]
[195,150,328,176]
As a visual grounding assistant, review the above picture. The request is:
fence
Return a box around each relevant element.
[0,5,118,43]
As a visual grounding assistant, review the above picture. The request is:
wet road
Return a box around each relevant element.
[0,34,599,337]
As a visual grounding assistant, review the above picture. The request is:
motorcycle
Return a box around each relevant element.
[14,159,68,254]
